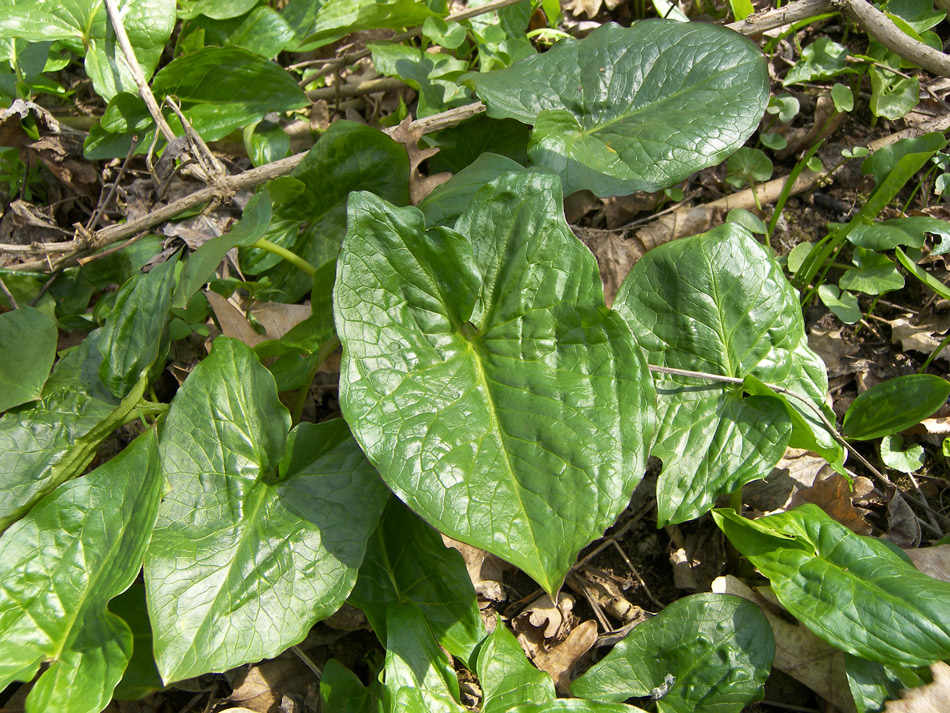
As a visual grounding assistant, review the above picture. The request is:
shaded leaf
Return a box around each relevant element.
[0,305,57,411]
[369,42,471,117]
[419,152,524,227]
[572,593,773,713]
[783,37,854,85]
[0,430,162,712]
[614,224,832,525]
[335,169,654,594]
[463,21,769,196]
[321,659,375,713]
[425,115,529,174]
[478,619,556,713]
[145,338,388,682]
[349,500,484,666]
[713,505,950,666]
[304,0,439,47]
[847,655,928,713]
[108,582,162,701]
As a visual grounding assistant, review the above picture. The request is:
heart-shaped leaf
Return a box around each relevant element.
[713,505,950,666]
[462,21,769,197]
[335,169,655,595]
[145,337,389,682]
[613,224,834,526]
[349,500,485,665]
[571,593,774,713]
[0,429,162,713]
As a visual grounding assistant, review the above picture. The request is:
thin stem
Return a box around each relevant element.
[0,275,19,309]
[250,238,318,277]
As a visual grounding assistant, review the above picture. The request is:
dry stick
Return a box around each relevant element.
[307,76,408,101]
[726,0,835,34]
[648,365,950,534]
[102,0,176,144]
[85,135,139,233]
[0,276,19,309]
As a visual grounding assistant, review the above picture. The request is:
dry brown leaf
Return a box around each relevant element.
[564,0,622,18]
[390,117,451,204]
[227,658,315,713]
[250,302,313,341]
[905,545,950,583]
[888,314,950,362]
[163,214,230,250]
[744,449,832,513]
[205,290,266,347]
[530,619,599,691]
[574,227,640,306]
[712,575,857,713]
[883,489,922,548]
[789,472,872,535]
[514,593,573,640]
[442,536,514,603]
[808,325,860,376]
[884,661,950,713]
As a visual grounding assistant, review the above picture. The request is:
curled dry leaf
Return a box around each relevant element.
[530,619,599,691]
[888,313,950,362]
[226,658,316,713]
[515,592,574,640]
[883,661,950,713]
[442,536,514,604]
[206,290,267,347]
[789,471,873,536]
[883,489,922,549]
[390,117,451,204]
[564,0,623,18]
[573,227,640,307]
[905,545,950,584]
[712,575,857,713]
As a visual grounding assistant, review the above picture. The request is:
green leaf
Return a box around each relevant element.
[369,41,471,117]
[335,169,654,594]
[419,152,524,227]
[862,132,947,187]
[818,284,862,324]
[713,505,950,666]
[177,0,258,19]
[870,61,918,121]
[895,246,950,300]
[0,0,175,100]
[766,95,800,123]
[174,189,272,309]
[321,659,375,713]
[614,224,830,525]
[0,306,57,411]
[510,703,648,713]
[831,83,854,112]
[463,21,768,197]
[725,147,772,188]
[728,0,754,21]
[880,433,925,473]
[195,6,297,58]
[145,338,388,682]
[783,37,854,85]
[97,255,178,399]
[383,602,462,708]
[422,16,467,49]
[242,121,409,302]
[847,216,950,251]
[108,582,163,701]
[0,429,162,711]
[839,247,904,295]
[572,593,773,713]
[842,373,950,440]
[303,0,439,47]
[478,618,555,713]
[350,500,485,666]
[0,334,148,533]
[846,655,928,713]
[151,47,308,142]
[425,115,529,174]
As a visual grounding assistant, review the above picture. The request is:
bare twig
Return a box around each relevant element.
[86,135,139,233]
[102,0,176,143]
[0,275,19,309]
[307,76,407,102]
[726,0,834,35]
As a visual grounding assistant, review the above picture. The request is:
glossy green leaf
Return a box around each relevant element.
[350,500,485,666]
[510,703,648,713]
[572,593,772,713]
[0,333,147,533]
[861,132,947,187]
[174,189,272,309]
[613,224,830,525]
[108,582,163,701]
[842,373,950,440]
[151,47,308,142]
[146,338,388,682]
[335,169,655,595]
[369,42,471,117]
[418,152,524,227]
[321,659,375,713]
[177,0,258,19]
[478,618,555,713]
[870,59,918,120]
[195,6,297,58]
[463,21,768,197]
[425,115,529,174]
[304,0,439,46]
[0,429,162,712]
[783,37,854,85]
[97,255,177,399]
[724,148,772,188]
[0,306,57,411]
[383,602,462,710]
[242,121,409,302]
[0,0,175,100]
[713,505,950,666]
[846,216,950,251]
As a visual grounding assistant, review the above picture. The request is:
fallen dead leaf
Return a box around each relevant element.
[712,575,857,713]
[206,290,267,347]
[250,302,313,341]
[530,619,599,691]
[573,227,639,307]
[442,536,514,604]
[514,593,573,640]
[808,325,860,376]
[888,313,950,363]
[883,489,922,549]
[884,661,950,713]
[226,658,316,713]
[564,0,622,18]
[905,545,950,583]
[390,117,451,204]
[744,449,835,513]
[789,472,872,535]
